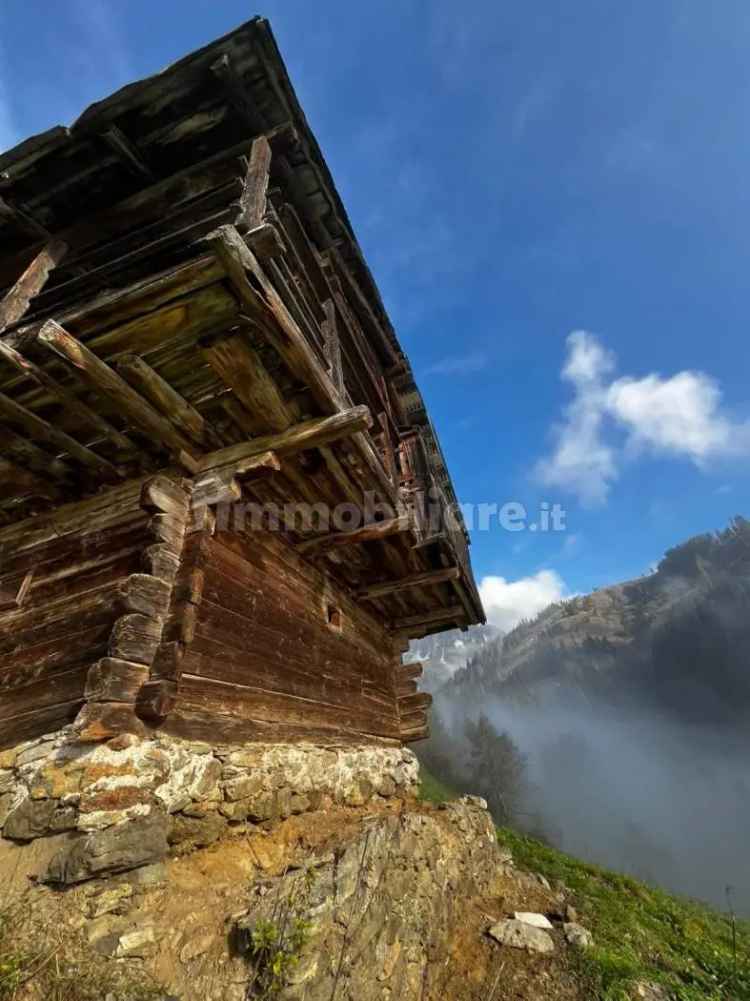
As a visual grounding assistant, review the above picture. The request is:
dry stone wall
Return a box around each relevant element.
[0,727,419,885]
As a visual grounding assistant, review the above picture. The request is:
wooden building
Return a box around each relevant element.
[0,18,484,752]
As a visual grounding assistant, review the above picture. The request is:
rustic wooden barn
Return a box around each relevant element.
[0,18,484,751]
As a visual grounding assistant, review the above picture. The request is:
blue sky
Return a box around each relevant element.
[1,1,749,627]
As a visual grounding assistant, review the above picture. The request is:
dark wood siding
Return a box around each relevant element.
[169,529,402,743]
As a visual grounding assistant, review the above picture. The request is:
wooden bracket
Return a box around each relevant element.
[0,569,34,612]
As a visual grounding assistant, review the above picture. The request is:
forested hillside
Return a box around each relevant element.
[419,518,750,914]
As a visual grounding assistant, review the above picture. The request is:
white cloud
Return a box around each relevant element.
[479,569,567,632]
[535,331,618,505]
[425,351,487,377]
[607,371,746,461]
[535,331,750,505]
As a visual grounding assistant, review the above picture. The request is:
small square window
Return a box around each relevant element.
[326,603,343,632]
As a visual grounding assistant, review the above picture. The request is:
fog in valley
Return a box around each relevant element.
[418,518,750,916]
[430,687,750,916]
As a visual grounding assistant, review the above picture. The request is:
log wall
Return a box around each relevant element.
[0,481,151,747]
[164,528,404,745]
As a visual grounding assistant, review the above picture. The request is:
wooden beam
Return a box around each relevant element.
[398,661,424,681]
[205,225,397,504]
[356,566,460,602]
[0,423,73,482]
[101,126,155,181]
[197,406,372,473]
[192,450,280,507]
[0,195,50,241]
[322,298,344,394]
[392,604,465,633]
[296,515,411,555]
[0,392,120,482]
[210,53,267,133]
[0,239,68,331]
[201,330,293,434]
[117,353,222,449]
[319,445,360,506]
[0,457,62,502]
[0,338,135,453]
[37,321,200,460]
[398,691,432,714]
[241,135,272,229]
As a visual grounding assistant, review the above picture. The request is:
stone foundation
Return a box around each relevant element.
[0,728,419,885]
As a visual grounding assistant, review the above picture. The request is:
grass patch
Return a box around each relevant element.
[0,895,162,1001]
[499,826,750,1001]
[417,766,458,805]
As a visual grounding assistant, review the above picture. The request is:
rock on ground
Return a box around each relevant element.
[488,918,556,954]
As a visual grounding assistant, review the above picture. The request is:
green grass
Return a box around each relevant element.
[417,766,459,804]
[498,826,750,1001]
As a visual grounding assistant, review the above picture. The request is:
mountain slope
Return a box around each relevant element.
[446,516,750,724]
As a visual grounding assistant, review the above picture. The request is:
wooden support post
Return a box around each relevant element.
[197,406,372,473]
[0,391,120,482]
[37,321,200,460]
[241,135,272,229]
[0,239,68,330]
[296,514,411,555]
[0,338,135,453]
[356,566,460,601]
[322,298,344,393]
[117,353,222,449]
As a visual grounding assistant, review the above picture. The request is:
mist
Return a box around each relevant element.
[433,683,750,915]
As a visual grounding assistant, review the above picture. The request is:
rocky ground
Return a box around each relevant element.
[1,793,595,1001]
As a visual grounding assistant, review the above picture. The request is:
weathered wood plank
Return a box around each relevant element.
[178,674,402,739]
[101,126,154,180]
[141,475,190,518]
[108,613,163,666]
[0,239,68,330]
[197,406,371,473]
[0,338,135,453]
[117,353,221,448]
[201,330,293,434]
[392,604,465,632]
[0,699,84,750]
[241,135,272,228]
[0,391,120,482]
[296,515,410,554]
[84,657,150,703]
[205,225,397,503]
[37,321,200,460]
[0,476,146,551]
[356,566,460,601]
[161,707,401,748]
[397,661,424,681]
[398,691,433,714]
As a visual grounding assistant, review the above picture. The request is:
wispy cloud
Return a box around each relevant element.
[424,351,488,377]
[64,0,135,103]
[535,331,750,506]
